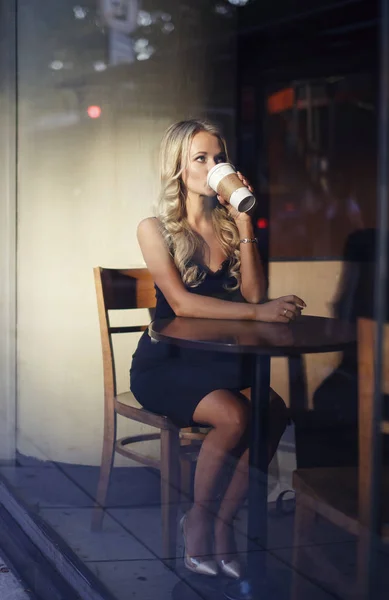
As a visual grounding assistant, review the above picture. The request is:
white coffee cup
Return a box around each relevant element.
[207,163,256,213]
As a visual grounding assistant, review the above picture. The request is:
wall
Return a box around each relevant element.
[16,0,237,465]
[268,261,344,407]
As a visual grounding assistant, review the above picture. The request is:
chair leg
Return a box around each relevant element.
[91,432,116,532]
[291,496,316,600]
[160,427,180,566]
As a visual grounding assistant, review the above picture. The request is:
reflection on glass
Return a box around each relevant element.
[12,2,238,600]
[266,75,377,259]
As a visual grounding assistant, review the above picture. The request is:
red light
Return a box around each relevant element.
[257,218,268,229]
[87,105,101,119]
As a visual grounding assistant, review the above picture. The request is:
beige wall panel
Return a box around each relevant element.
[268,261,344,408]
[16,2,237,465]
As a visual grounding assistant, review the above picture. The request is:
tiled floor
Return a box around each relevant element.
[87,559,206,600]
[0,464,93,511]
[60,463,162,508]
[39,507,155,562]
[1,448,388,600]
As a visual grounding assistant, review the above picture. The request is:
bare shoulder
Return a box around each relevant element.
[137,218,166,253]
[136,216,172,268]
[136,217,185,305]
[137,217,161,237]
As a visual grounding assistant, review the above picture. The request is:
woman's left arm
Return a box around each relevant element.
[218,171,267,304]
[236,216,267,304]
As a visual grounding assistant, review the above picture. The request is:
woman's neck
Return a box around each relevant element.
[185,193,214,231]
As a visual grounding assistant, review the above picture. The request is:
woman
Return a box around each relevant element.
[130,119,306,579]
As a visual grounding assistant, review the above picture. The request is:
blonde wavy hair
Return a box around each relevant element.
[155,119,241,290]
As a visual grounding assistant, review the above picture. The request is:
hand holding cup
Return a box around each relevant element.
[207,163,256,213]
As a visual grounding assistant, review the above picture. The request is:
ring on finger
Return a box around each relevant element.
[283,308,288,317]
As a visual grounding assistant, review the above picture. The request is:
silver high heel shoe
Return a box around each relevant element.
[215,524,241,579]
[217,558,241,580]
[180,514,218,577]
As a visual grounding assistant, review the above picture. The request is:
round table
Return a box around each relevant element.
[149,315,356,599]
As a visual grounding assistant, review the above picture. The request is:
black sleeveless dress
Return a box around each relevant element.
[130,259,253,427]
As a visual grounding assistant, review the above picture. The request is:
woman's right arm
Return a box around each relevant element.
[137,218,305,323]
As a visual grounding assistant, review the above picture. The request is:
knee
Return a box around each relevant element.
[219,402,249,440]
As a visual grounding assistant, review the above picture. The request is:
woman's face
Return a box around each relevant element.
[182,131,226,198]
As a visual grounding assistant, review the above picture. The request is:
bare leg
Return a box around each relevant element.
[184,390,250,558]
[215,389,289,560]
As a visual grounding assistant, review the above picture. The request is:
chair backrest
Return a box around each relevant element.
[357,317,389,531]
[93,267,156,400]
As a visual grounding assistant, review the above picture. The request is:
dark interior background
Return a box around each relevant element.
[237,0,378,260]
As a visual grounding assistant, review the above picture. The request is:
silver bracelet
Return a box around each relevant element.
[240,237,258,244]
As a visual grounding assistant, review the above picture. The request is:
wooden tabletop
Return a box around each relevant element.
[149,315,356,356]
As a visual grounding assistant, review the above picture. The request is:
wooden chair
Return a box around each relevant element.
[291,317,389,599]
[91,267,205,562]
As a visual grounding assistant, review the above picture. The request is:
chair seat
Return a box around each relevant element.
[293,467,389,539]
[115,391,173,429]
[116,390,144,410]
